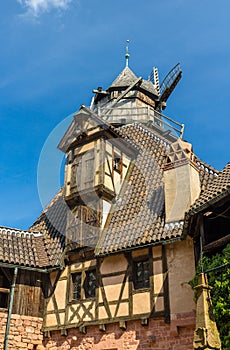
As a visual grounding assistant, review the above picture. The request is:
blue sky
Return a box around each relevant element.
[0,0,229,229]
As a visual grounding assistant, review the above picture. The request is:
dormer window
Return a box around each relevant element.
[70,150,94,193]
[60,109,136,203]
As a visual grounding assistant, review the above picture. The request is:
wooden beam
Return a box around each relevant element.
[203,234,230,252]
[0,287,10,294]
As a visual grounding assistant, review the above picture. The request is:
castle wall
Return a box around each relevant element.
[0,312,43,349]
[43,318,195,350]
[0,311,195,349]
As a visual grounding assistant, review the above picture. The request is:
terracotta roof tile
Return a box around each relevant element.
[30,190,66,266]
[32,123,218,258]
[188,162,230,214]
[95,123,218,255]
[1,192,66,269]
[0,227,51,267]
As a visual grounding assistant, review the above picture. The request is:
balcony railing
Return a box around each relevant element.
[97,105,184,139]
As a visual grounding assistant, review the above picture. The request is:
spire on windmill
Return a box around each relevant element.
[125,39,130,67]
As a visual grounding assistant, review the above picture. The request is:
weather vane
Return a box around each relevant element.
[125,39,130,67]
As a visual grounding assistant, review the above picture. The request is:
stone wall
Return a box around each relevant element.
[0,312,195,349]
[44,317,195,350]
[0,312,43,350]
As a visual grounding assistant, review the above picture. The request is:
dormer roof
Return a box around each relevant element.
[58,105,138,156]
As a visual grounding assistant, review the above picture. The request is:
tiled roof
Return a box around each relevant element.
[31,190,67,241]
[32,123,218,257]
[195,159,219,192]
[30,190,66,266]
[0,227,50,268]
[95,124,218,255]
[188,162,230,215]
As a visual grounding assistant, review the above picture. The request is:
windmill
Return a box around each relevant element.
[148,63,182,110]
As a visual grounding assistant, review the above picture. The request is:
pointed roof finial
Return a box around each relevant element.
[125,39,130,67]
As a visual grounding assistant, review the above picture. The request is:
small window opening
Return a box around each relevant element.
[72,273,81,300]
[84,269,96,299]
[113,154,122,173]
[133,258,150,290]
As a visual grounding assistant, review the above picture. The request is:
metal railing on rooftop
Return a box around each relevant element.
[97,105,184,139]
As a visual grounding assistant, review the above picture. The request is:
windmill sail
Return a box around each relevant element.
[160,63,182,103]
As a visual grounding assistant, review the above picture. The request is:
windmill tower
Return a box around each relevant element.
[91,50,183,140]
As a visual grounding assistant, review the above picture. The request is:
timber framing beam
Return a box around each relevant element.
[203,233,230,252]
[0,262,63,274]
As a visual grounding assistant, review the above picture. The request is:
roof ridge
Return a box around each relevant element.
[41,188,64,214]
[196,158,219,175]
[0,226,37,236]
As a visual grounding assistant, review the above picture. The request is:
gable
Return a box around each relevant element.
[58,108,107,153]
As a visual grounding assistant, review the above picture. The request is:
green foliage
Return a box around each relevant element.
[190,244,230,350]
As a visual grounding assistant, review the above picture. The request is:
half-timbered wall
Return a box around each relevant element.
[103,140,130,196]
[64,132,131,249]
[43,245,167,331]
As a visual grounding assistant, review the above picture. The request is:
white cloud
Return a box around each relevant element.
[17,0,73,16]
